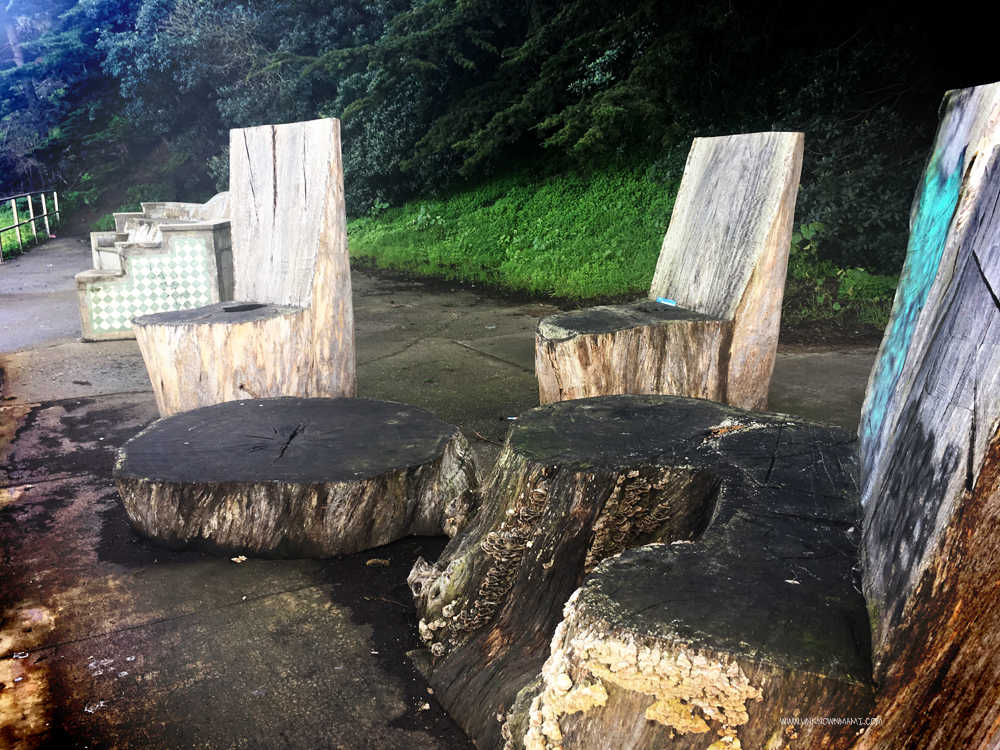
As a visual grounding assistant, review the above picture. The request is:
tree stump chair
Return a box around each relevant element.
[113,397,479,557]
[408,82,1000,750]
[535,131,804,411]
[76,192,232,341]
[132,118,355,417]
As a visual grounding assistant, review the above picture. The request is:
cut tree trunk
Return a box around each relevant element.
[114,397,478,557]
[535,301,728,404]
[409,395,871,750]
[854,83,1000,750]
[133,301,353,416]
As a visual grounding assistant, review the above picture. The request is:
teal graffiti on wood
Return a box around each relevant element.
[861,147,964,448]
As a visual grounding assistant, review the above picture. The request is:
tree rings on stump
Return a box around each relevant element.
[114,397,478,557]
[409,394,871,750]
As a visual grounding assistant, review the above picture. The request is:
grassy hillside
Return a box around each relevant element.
[348,162,900,333]
[347,163,679,300]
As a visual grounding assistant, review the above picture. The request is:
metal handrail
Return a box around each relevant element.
[0,189,61,264]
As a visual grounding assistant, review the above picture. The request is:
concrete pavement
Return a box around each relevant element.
[0,235,877,748]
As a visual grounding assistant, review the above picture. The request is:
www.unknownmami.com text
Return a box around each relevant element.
[780,717,883,726]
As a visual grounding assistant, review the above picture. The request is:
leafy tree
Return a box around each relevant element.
[87,0,406,201]
[2,0,977,274]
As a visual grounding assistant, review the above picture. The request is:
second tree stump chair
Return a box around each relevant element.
[535,131,804,411]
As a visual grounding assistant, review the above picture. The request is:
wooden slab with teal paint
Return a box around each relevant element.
[856,83,1000,749]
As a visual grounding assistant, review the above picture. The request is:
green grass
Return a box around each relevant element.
[348,164,679,300]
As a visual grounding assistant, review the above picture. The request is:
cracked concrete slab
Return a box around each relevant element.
[0,341,151,404]
[456,333,536,372]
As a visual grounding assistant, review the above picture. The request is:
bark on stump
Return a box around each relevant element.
[409,395,871,750]
[114,397,478,557]
[536,301,727,403]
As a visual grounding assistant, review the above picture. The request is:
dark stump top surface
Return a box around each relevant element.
[510,395,869,683]
[115,397,460,483]
[512,395,792,471]
[133,300,301,327]
[537,299,718,341]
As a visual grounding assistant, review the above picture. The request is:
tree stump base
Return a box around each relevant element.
[114,397,478,557]
[535,301,727,404]
[409,395,872,750]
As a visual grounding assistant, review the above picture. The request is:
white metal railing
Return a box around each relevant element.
[0,189,61,264]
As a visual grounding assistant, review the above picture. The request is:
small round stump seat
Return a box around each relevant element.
[114,397,478,558]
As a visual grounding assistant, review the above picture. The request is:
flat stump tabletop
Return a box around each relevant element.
[114,397,478,558]
[410,394,871,750]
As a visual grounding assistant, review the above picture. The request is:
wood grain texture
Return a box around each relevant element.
[535,132,803,411]
[134,118,356,416]
[409,395,870,750]
[648,131,803,319]
[535,302,727,404]
[114,397,478,557]
[854,83,1000,749]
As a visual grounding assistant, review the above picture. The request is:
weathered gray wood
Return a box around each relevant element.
[855,83,1000,750]
[133,118,356,417]
[410,395,870,750]
[230,119,329,308]
[114,397,478,557]
[535,131,803,411]
[536,302,726,403]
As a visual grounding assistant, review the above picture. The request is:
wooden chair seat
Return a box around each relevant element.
[536,131,804,411]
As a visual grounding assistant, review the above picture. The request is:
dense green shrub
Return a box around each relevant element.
[783,222,899,328]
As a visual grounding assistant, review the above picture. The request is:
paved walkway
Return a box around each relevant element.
[0,235,878,748]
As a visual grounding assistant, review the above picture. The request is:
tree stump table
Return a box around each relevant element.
[409,395,871,750]
[114,397,478,557]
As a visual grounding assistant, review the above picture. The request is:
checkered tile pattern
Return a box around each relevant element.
[85,238,214,333]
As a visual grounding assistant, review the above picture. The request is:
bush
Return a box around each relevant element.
[783,222,898,328]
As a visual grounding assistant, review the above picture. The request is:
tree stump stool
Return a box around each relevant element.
[409,395,872,750]
[114,397,478,557]
[536,301,725,403]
